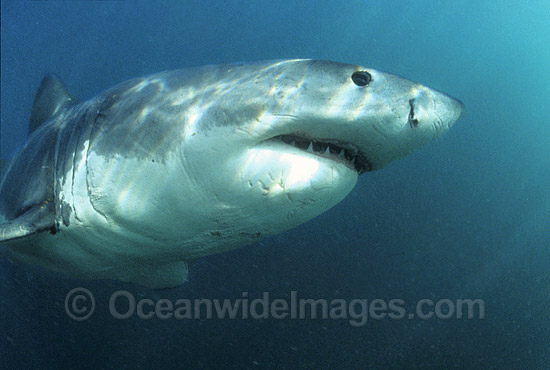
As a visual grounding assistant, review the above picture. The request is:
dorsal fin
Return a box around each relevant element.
[29,74,79,134]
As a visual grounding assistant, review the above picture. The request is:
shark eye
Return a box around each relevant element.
[351,71,371,87]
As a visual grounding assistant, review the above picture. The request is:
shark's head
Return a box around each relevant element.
[158,59,463,254]
[234,60,464,171]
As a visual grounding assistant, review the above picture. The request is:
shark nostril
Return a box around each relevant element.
[408,99,419,127]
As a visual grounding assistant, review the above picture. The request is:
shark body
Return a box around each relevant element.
[0,60,463,287]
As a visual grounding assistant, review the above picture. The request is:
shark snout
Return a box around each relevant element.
[430,89,464,130]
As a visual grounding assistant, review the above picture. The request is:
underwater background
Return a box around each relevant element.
[1,1,549,369]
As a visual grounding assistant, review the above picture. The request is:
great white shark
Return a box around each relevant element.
[0,59,463,288]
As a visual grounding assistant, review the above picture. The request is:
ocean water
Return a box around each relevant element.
[1,1,549,369]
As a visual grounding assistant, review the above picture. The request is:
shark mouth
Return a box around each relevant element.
[272,134,372,174]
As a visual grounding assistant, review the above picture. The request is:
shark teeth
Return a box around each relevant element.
[271,134,372,173]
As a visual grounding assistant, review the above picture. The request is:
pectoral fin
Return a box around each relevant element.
[0,203,56,243]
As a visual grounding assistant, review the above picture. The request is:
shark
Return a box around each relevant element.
[0,60,463,288]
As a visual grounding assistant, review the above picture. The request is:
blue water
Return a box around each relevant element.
[1,1,549,369]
